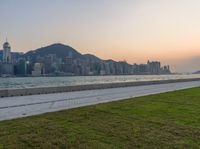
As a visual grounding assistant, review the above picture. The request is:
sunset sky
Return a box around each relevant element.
[0,0,200,72]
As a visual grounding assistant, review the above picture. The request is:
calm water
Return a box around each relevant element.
[0,74,200,90]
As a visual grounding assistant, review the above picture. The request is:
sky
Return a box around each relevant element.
[0,0,200,72]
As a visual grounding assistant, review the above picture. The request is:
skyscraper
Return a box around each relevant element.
[1,40,14,75]
[3,40,12,63]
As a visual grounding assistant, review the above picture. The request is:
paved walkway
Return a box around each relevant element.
[1,81,200,121]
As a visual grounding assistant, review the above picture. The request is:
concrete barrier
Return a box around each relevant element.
[1,78,200,98]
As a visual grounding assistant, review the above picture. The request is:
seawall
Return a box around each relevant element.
[1,78,200,98]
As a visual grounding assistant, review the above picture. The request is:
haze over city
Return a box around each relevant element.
[1,0,200,72]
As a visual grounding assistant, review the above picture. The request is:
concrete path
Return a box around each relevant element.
[1,81,200,121]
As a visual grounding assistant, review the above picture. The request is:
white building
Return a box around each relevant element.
[3,40,12,63]
[32,63,42,76]
[0,40,14,76]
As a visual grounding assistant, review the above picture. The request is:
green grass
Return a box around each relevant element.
[1,87,200,148]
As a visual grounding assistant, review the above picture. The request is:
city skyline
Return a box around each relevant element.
[0,41,171,77]
[1,0,200,72]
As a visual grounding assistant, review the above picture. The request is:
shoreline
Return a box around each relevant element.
[0,73,179,78]
[1,77,200,98]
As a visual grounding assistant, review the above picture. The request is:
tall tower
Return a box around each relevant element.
[3,40,12,63]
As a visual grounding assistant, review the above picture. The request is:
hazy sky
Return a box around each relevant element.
[1,0,200,72]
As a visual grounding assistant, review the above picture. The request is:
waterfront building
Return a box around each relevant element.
[147,61,161,74]
[14,58,27,76]
[161,65,171,74]
[1,63,14,75]
[138,64,148,74]
[32,63,42,76]
[1,40,14,76]
[3,40,12,63]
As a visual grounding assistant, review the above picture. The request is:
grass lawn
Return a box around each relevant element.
[1,87,200,148]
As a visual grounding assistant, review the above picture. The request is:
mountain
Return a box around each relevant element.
[23,43,113,65]
[24,43,84,60]
[84,54,103,62]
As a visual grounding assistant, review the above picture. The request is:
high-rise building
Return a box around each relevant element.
[3,40,12,63]
[1,40,14,76]
[15,58,27,76]
[147,60,161,74]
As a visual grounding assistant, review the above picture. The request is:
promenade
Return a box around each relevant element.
[0,80,200,121]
